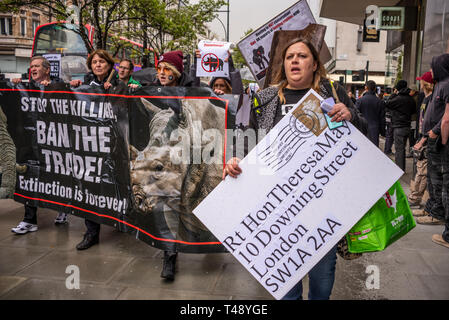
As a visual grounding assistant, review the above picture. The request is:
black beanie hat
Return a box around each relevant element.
[394,80,408,91]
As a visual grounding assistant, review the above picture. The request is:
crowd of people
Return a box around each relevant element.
[344,58,449,251]
[7,48,248,282]
[4,38,449,301]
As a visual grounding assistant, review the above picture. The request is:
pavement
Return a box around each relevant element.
[0,138,448,300]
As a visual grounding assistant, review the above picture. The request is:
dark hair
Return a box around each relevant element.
[86,49,115,71]
[210,77,232,94]
[120,59,134,72]
[271,37,327,104]
[366,80,376,92]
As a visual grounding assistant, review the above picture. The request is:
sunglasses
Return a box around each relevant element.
[157,65,172,75]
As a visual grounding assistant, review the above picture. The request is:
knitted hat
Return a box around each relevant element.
[416,71,433,83]
[394,80,408,91]
[159,50,184,74]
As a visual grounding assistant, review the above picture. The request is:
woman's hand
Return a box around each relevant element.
[428,130,438,139]
[104,81,112,90]
[70,79,82,87]
[413,137,426,151]
[214,89,225,95]
[223,157,242,179]
[40,80,51,86]
[328,103,352,122]
[128,83,139,89]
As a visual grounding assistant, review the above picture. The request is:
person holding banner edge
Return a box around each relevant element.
[70,49,126,250]
[224,37,367,300]
[150,50,195,281]
[10,56,69,234]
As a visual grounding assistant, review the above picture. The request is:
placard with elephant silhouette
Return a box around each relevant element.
[196,40,232,78]
[237,0,316,87]
[0,82,239,253]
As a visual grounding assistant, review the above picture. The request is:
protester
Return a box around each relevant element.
[70,49,120,91]
[408,71,434,211]
[355,80,385,147]
[417,54,449,227]
[118,59,141,88]
[209,77,232,94]
[70,49,126,249]
[153,50,194,88]
[385,80,417,171]
[347,91,357,104]
[224,37,366,300]
[10,56,68,234]
[151,50,195,281]
[437,68,449,248]
[407,84,420,157]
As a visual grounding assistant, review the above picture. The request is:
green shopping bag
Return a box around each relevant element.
[346,181,416,253]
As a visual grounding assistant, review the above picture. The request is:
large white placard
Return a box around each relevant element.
[193,89,403,300]
[196,40,232,78]
[236,0,316,87]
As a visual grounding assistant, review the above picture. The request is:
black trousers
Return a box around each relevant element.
[23,204,37,224]
[393,126,410,171]
[85,219,101,236]
[426,137,445,221]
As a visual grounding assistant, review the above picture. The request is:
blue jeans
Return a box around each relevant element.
[282,245,337,300]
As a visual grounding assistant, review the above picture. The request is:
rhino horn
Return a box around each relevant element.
[129,145,139,161]
[140,98,161,114]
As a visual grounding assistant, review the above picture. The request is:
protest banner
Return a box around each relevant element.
[193,89,403,299]
[0,82,237,253]
[237,0,316,87]
[196,40,232,78]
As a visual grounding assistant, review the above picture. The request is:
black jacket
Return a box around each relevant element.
[356,91,386,141]
[385,88,416,128]
[423,54,449,135]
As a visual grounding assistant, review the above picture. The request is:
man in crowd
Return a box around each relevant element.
[418,54,449,232]
[118,59,141,88]
[385,80,417,171]
[356,80,385,147]
[10,56,68,234]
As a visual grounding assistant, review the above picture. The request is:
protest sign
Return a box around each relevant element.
[193,89,403,299]
[0,82,237,253]
[196,40,232,78]
[237,0,316,87]
[43,54,62,79]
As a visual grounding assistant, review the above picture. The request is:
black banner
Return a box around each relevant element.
[0,82,238,253]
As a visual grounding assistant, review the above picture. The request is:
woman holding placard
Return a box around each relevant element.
[223,37,366,300]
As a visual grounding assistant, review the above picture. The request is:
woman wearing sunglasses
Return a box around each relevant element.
[153,50,194,87]
[149,50,195,281]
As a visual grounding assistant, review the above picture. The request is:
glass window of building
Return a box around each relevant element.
[0,17,13,35]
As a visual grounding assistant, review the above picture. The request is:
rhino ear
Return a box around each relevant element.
[140,98,161,114]
[129,145,139,161]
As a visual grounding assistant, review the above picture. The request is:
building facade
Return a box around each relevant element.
[0,7,52,79]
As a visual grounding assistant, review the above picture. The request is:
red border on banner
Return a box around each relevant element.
[3,87,230,246]
[14,193,222,245]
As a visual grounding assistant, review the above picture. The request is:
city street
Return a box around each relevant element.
[0,142,448,300]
